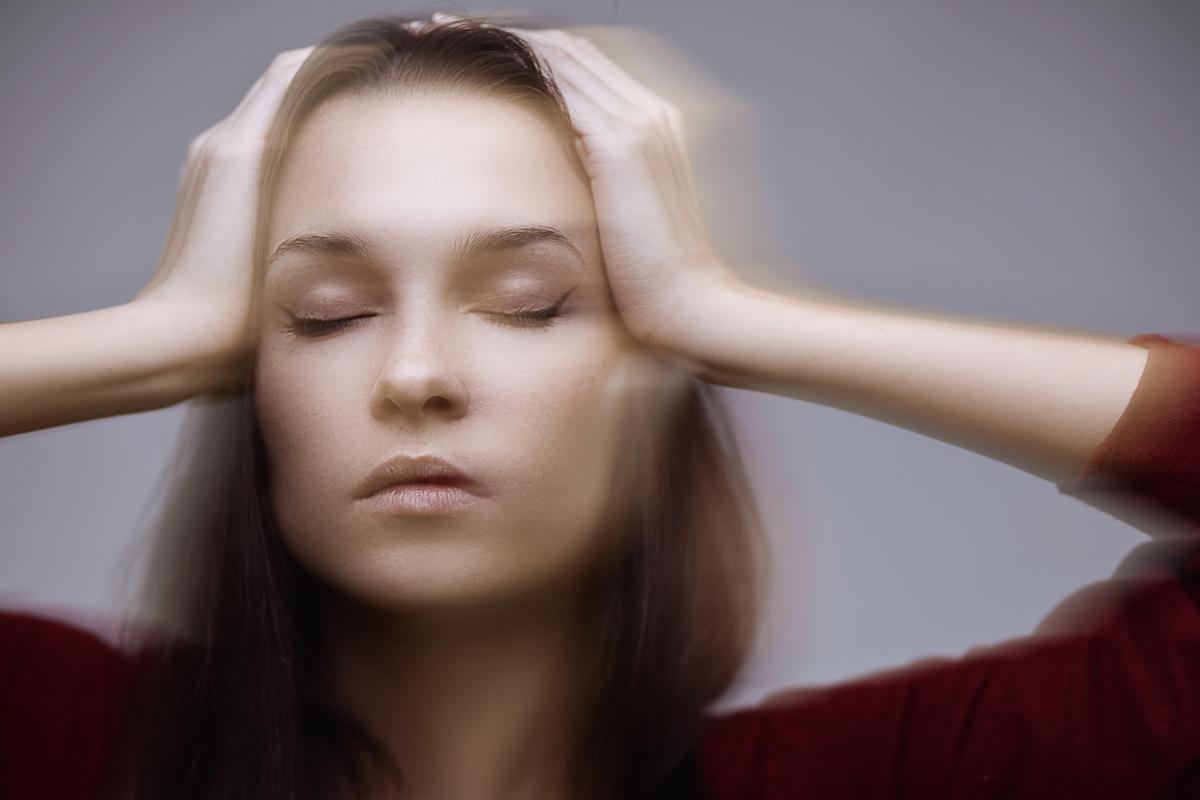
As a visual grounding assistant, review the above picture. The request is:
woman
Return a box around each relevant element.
[1,12,1198,800]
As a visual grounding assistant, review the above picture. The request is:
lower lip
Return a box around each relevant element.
[361,482,483,514]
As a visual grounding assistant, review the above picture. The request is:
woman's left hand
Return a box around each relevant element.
[436,15,743,357]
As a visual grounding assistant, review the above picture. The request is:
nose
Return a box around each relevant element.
[370,309,468,423]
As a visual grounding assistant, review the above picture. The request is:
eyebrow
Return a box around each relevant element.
[267,224,586,270]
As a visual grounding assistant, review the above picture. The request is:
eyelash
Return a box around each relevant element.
[282,287,577,338]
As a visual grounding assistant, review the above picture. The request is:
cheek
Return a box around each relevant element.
[251,328,383,514]
[464,335,636,590]
[497,334,627,498]
[497,336,624,450]
[252,356,351,537]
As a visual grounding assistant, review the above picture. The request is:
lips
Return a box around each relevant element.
[355,454,481,499]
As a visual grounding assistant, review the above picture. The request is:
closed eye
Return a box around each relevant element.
[280,286,578,339]
[483,286,577,330]
[282,313,374,338]
[482,304,563,330]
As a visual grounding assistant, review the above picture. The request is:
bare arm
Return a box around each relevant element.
[673,280,1149,486]
[0,46,314,440]
[0,299,234,438]
[504,28,1150,488]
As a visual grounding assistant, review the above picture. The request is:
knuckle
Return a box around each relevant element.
[629,111,658,138]
[207,131,259,165]
[658,104,684,133]
[186,126,218,159]
[260,69,289,90]
[570,33,596,51]
[610,126,644,154]
[262,52,300,82]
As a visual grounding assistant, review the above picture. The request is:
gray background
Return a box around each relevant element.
[1,0,1196,713]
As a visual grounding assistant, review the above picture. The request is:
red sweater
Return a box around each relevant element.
[3,332,1199,799]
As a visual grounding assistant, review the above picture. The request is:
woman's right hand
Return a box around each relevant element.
[132,45,313,388]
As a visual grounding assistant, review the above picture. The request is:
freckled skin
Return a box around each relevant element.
[254,92,642,614]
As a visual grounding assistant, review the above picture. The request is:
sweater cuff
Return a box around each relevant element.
[1056,333,1200,537]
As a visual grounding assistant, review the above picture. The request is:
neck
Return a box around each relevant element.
[317,583,596,800]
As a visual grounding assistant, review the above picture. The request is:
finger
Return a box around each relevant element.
[523,31,668,163]
[501,24,706,228]
[542,34,709,234]
[229,47,311,116]
[226,46,314,137]
[525,30,690,155]
[521,31,635,125]
[555,76,626,165]
[553,32,665,115]
[567,33,700,199]
[531,32,683,179]
[537,32,705,223]
[520,30,659,121]
[554,67,705,243]
[527,41,629,145]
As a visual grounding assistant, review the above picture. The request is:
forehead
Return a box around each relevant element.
[268,91,594,260]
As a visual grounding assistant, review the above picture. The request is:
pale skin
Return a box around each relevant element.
[258,90,634,799]
[0,13,1150,800]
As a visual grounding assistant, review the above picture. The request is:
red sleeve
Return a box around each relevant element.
[0,609,133,800]
[695,332,1200,799]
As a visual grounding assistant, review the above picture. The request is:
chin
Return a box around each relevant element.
[314,547,572,616]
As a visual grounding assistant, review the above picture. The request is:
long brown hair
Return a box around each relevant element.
[101,14,769,800]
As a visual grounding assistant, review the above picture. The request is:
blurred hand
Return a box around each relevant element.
[133,45,313,375]
[522,26,742,354]
[432,13,743,357]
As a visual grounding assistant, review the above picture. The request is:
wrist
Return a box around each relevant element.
[124,297,248,402]
[649,274,844,394]
[641,272,762,382]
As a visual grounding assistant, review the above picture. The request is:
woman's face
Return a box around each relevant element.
[255,90,640,614]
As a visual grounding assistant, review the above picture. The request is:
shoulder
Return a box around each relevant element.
[0,607,132,680]
[0,606,137,734]
[0,606,136,716]
[0,607,137,797]
[0,605,126,648]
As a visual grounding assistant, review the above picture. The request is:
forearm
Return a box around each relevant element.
[679,281,1149,485]
[0,300,233,438]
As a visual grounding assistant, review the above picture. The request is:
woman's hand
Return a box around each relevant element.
[442,15,744,359]
[132,45,313,382]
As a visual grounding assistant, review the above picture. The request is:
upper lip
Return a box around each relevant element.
[355,454,479,499]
